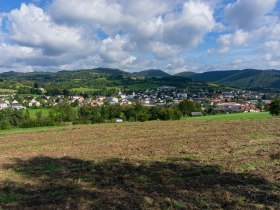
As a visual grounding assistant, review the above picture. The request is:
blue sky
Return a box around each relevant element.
[0,0,279,73]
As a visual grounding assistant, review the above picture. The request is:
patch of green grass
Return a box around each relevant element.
[0,88,17,93]
[46,189,67,197]
[182,112,271,121]
[14,168,35,176]
[236,145,270,154]
[0,193,23,204]
[207,83,220,87]
[71,87,100,93]
[41,162,61,172]
[127,83,159,90]
[240,160,267,172]
[0,125,67,135]
[248,131,267,140]
[26,108,51,119]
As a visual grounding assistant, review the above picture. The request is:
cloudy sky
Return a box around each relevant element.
[0,0,279,73]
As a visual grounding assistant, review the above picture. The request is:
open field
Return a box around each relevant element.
[27,108,50,119]
[0,118,279,209]
[0,89,17,94]
[71,87,100,93]
[183,112,271,121]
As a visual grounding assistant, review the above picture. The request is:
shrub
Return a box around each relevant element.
[269,99,280,116]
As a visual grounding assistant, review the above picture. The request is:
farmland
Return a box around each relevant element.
[183,112,271,121]
[27,108,50,119]
[0,89,17,94]
[0,118,279,209]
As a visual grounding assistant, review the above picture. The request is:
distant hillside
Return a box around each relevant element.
[182,69,280,91]
[175,71,197,77]
[136,69,170,78]
[0,68,128,82]
[1,68,229,94]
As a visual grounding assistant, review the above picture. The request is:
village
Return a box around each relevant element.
[0,86,275,115]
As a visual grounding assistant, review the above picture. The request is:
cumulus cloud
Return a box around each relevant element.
[224,0,277,30]
[215,0,280,61]
[49,0,216,48]
[0,0,219,73]
[218,30,249,53]
[0,0,279,73]
[6,3,83,55]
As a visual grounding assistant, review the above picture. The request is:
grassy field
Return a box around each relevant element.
[0,118,279,209]
[71,87,100,93]
[27,108,51,119]
[183,112,271,121]
[0,88,17,93]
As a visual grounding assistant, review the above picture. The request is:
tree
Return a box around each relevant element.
[269,99,280,116]
[52,102,77,122]
[178,100,201,116]
[63,89,70,97]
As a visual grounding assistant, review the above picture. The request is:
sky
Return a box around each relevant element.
[0,0,280,74]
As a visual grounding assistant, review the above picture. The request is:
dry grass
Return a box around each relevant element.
[0,118,279,209]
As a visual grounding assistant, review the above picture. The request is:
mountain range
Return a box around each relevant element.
[176,69,280,91]
[0,68,280,91]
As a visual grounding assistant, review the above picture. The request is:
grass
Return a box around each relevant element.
[182,112,271,121]
[26,108,51,119]
[0,88,17,93]
[127,83,159,90]
[0,118,279,209]
[71,87,100,93]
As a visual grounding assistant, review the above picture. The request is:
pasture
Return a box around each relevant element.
[0,118,279,209]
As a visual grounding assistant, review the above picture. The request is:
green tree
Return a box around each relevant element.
[269,99,280,116]
[178,100,201,116]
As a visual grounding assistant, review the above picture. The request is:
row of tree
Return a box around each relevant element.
[0,100,201,130]
[1,98,279,130]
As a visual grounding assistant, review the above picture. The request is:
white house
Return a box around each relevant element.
[0,101,8,110]
[105,97,119,104]
[29,99,41,107]
[12,103,26,110]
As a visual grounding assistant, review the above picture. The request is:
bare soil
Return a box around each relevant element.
[0,118,279,209]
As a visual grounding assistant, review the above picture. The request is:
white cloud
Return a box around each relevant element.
[224,0,277,30]
[0,43,41,71]
[49,0,216,48]
[0,1,219,73]
[150,42,181,58]
[163,1,216,47]
[7,3,83,55]
[218,30,248,53]
[0,0,279,73]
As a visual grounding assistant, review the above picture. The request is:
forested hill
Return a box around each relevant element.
[0,68,221,95]
[0,68,129,82]
[176,69,280,91]
[134,69,171,78]
[1,68,280,93]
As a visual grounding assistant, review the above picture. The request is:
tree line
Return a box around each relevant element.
[1,98,279,130]
[0,100,200,130]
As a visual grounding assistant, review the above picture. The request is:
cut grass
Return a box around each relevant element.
[0,118,279,209]
[182,112,271,121]
[26,108,51,119]
[71,87,100,93]
[0,88,17,93]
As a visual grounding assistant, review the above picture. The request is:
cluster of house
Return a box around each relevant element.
[0,95,42,110]
[212,101,271,113]
[0,100,26,110]
[0,88,275,113]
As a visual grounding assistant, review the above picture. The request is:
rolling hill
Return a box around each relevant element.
[0,68,221,94]
[175,71,197,77]
[135,69,171,78]
[178,69,280,91]
[1,68,280,92]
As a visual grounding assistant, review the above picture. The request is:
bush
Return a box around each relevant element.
[269,99,280,116]
[0,120,11,130]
